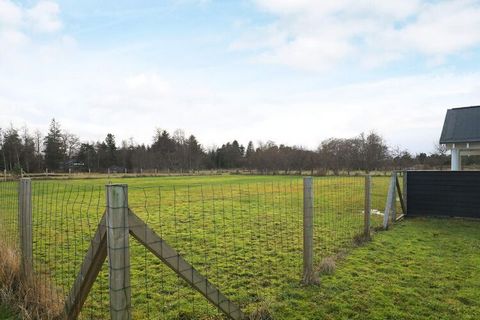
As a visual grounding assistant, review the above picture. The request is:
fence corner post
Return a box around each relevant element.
[392,172,397,223]
[106,184,131,320]
[18,178,33,279]
[364,175,371,238]
[302,176,316,285]
[383,172,397,230]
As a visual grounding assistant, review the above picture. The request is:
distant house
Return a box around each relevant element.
[62,159,85,171]
[440,106,480,170]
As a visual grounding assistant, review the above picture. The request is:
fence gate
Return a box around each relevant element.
[406,171,480,218]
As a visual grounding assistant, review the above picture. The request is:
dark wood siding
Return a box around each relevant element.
[407,171,480,218]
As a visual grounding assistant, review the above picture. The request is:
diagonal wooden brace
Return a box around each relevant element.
[395,175,406,215]
[65,213,108,319]
[128,210,245,320]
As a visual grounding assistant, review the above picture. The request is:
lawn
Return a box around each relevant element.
[283,217,480,320]
[0,174,401,318]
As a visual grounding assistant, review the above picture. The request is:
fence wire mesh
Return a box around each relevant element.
[371,175,405,228]
[0,174,400,319]
[0,181,19,250]
[127,181,304,318]
[313,176,365,266]
[30,182,108,319]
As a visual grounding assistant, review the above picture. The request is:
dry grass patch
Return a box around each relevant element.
[317,257,336,275]
[0,242,64,320]
[249,301,274,320]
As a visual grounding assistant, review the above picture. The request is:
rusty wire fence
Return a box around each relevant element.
[0,174,400,319]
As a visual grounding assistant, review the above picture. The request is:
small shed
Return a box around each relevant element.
[440,105,480,170]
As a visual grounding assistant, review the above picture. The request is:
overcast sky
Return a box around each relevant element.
[1,0,480,153]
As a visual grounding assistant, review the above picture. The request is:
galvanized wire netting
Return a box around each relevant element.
[0,176,399,318]
[0,181,19,250]
[30,182,108,319]
[127,181,304,318]
[371,175,405,230]
[313,176,365,265]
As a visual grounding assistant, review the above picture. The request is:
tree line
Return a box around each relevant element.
[0,118,454,175]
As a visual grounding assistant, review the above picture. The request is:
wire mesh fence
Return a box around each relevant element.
[0,181,19,250]
[313,176,365,266]
[0,174,400,319]
[127,181,304,318]
[30,182,109,318]
[371,175,405,229]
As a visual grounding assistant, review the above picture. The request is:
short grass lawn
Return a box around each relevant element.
[276,217,480,319]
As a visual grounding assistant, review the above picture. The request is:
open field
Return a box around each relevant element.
[0,175,399,318]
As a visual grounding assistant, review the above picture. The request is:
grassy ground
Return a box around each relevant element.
[273,217,480,319]
[1,182,479,320]
[0,305,15,320]
[0,175,398,318]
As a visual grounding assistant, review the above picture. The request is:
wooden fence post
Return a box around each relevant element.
[364,175,371,237]
[18,178,33,279]
[302,177,315,284]
[106,184,131,320]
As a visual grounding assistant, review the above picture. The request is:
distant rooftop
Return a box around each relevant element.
[440,106,480,144]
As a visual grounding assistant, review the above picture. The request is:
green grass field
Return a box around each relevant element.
[0,175,405,319]
[250,217,480,319]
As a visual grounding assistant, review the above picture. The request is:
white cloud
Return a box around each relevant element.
[1,38,479,153]
[0,0,23,27]
[235,0,480,70]
[26,1,62,32]
[0,0,479,155]
[0,0,62,40]
[0,0,66,65]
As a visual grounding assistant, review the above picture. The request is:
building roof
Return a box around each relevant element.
[440,106,480,144]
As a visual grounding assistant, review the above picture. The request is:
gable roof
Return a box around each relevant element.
[440,106,480,144]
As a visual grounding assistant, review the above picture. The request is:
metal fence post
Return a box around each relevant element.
[383,172,396,230]
[106,184,131,320]
[364,175,371,238]
[302,177,315,284]
[18,178,33,279]
[392,172,397,223]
